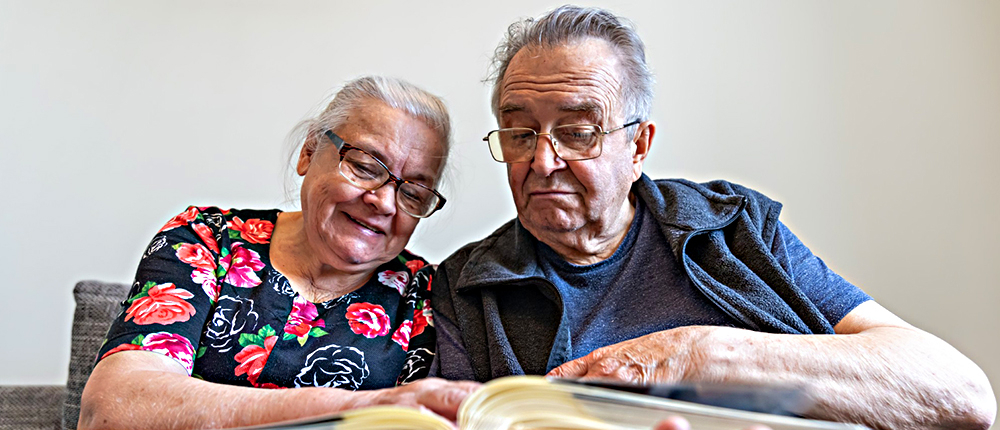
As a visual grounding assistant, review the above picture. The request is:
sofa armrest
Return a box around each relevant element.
[0,385,66,430]
[63,280,129,430]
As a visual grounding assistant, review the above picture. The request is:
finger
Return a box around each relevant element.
[418,380,482,421]
[548,357,589,378]
[653,416,691,430]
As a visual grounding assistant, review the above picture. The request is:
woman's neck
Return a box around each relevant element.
[269,211,374,302]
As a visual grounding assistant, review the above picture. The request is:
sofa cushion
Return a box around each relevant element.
[63,280,129,430]
[0,385,66,430]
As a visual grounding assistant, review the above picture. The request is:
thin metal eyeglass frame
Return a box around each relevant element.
[482,119,642,163]
[323,130,446,218]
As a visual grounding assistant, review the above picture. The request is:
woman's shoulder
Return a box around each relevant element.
[397,248,431,267]
[158,206,280,236]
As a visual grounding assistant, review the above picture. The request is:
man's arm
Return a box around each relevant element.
[80,351,480,430]
[548,301,996,430]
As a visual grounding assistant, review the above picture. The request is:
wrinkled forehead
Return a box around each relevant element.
[498,39,625,121]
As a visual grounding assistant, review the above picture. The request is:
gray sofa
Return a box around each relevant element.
[0,281,128,430]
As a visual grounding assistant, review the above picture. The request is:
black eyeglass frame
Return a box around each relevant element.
[482,119,643,163]
[323,130,447,218]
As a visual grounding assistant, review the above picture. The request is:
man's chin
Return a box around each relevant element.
[518,212,583,236]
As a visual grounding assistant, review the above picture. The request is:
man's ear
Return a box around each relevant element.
[630,120,655,181]
[296,136,317,176]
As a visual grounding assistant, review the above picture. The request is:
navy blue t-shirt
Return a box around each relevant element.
[536,199,871,361]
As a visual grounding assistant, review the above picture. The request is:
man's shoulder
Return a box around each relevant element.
[638,176,783,233]
[649,177,776,203]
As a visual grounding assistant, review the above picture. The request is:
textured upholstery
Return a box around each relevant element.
[0,385,65,430]
[63,280,129,430]
[0,280,129,430]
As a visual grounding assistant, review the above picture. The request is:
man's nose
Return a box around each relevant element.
[363,183,398,216]
[529,134,567,177]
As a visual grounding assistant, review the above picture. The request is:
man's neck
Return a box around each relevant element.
[528,196,637,266]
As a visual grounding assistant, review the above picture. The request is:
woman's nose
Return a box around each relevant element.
[362,184,397,216]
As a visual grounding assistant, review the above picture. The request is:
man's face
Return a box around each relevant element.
[498,38,644,238]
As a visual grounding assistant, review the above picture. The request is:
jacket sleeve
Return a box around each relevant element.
[428,255,477,380]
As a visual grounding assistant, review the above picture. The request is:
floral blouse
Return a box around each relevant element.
[97,206,435,390]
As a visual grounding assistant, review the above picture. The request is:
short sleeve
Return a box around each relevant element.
[773,221,871,326]
[96,206,226,375]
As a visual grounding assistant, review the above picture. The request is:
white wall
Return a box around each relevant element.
[2,0,998,412]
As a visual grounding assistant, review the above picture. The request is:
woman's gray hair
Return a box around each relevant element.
[284,76,452,202]
[488,5,654,125]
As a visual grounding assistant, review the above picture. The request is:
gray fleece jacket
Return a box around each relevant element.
[430,174,834,382]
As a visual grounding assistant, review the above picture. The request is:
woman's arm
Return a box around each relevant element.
[80,350,479,430]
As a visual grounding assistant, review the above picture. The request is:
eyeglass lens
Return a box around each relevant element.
[488,124,603,163]
[338,149,441,217]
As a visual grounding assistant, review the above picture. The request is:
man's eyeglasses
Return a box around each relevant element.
[482,120,641,163]
[323,130,446,218]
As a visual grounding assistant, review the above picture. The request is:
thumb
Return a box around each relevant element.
[547,357,589,378]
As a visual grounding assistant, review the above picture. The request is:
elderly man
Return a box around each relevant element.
[431,5,995,430]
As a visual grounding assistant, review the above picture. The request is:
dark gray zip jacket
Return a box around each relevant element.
[430,174,834,382]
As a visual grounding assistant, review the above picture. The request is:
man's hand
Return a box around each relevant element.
[547,326,722,383]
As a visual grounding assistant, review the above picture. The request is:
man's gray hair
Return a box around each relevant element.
[488,5,654,125]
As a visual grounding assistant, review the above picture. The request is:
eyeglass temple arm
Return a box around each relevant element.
[605,119,642,134]
[324,130,345,150]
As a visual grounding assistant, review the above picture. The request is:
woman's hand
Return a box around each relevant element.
[359,378,482,422]
[653,416,772,430]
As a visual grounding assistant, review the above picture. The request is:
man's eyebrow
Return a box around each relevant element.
[559,102,602,116]
[498,103,526,114]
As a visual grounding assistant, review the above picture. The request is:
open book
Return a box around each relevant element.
[244,375,870,430]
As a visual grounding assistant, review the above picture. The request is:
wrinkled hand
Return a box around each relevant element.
[548,326,725,383]
[653,416,772,430]
[364,378,481,422]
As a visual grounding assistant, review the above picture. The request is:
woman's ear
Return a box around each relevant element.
[296,136,317,176]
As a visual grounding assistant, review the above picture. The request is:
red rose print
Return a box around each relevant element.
[228,217,274,244]
[345,303,391,338]
[411,307,429,338]
[377,270,408,295]
[253,382,286,389]
[405,259,426,273]
[392,320,413,351]
[176,243,219,301]
[284,296,326,344]
[125,283,196,325]
[176,243,216,271]
[159,207,199,232]
[100,343,141,360]
[235,335,277,386]
[192,223,219,254]
[191,268,220,302]
[142,332,196,374]
[220,242,265,288]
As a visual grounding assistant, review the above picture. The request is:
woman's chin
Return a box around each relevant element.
[329,239,388,268]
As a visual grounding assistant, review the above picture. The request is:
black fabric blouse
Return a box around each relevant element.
[97,206,435,390]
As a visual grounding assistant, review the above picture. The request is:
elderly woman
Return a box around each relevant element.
[79,76,479,429]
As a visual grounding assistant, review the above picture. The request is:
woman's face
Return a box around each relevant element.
[296,99,445,274]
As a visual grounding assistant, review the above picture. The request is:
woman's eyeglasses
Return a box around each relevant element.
[323,130,446,218]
